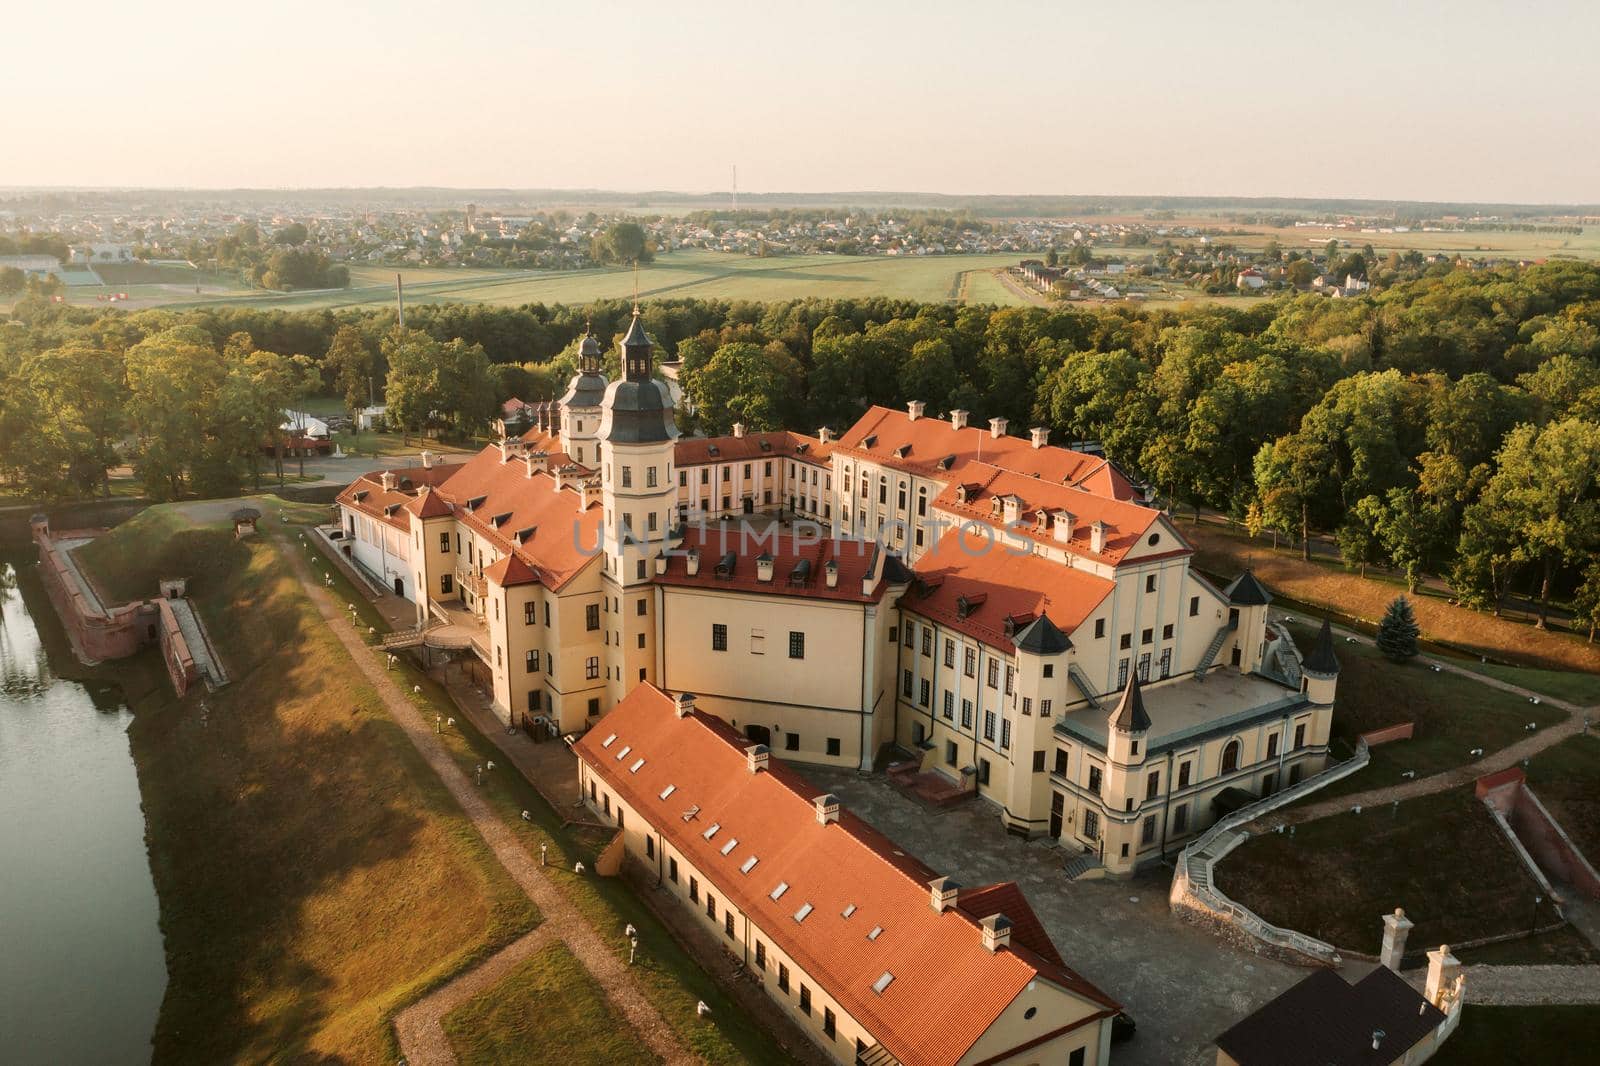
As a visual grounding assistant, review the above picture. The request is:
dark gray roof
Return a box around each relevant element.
[599,379,678,444]
[1215,966,1444,1066]
[1224,569,1273,606]
[1110,672,1151,733]
[622,311,651,351]
[1302,619,1341,675]
[559,368,608,409]
[1014,614,1071,655]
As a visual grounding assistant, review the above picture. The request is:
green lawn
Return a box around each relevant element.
[1219,789,1593,962]
[1433,1006,1600,1065]
[1450,659,1600,707]
[1521,733,1600,863]
[443,941,659,1066]
[72,501,540,1064]
[1284,620,1567,798]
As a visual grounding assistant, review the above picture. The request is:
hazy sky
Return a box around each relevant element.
[5,0,1597,202]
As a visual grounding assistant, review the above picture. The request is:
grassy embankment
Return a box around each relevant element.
[74,500,540,1064]
[1219,789,1595,964]
[443,942,660,1066]
[1281,620,1565,799]
[300,530,795,1065]
[1434,1006,1600,1064]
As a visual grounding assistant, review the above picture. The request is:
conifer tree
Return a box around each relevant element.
[1376,594,1420,662]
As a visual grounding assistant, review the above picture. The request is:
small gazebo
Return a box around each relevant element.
[231,506,262,539]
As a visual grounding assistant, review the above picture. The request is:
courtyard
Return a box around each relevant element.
[798,764,1313,1066]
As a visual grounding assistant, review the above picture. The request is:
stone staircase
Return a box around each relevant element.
[381,621,441,650]
[1063,852,1102,881]
[1192,618,1237,681]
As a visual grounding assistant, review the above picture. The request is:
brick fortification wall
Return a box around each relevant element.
[1358,722,1415,746]
[156,598,200,697]
[1478,768,1600,901]
[31,517,155,663]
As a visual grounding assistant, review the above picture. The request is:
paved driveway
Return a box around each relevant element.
[800,766,1306,1066]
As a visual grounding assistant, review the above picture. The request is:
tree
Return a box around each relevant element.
[1571,561,1600,642]
[0,266,25,296]
[383,329,443,444]
[125,326,226,500]
[600,222,652,265]
[325,325,375,429]
[21,344,128,497]
[1376,594,1420,662]
[274,222,309,246]
[685,340,803,434]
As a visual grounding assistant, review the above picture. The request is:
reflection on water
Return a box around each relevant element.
[0,556,166,1065]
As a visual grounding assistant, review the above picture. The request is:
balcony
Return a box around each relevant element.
[426,598,492,665]
[454,566,488,599]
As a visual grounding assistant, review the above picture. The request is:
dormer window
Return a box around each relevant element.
[863,434,878,449]
[894,444,911,459]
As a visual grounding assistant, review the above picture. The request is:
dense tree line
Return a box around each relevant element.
[4,261,1600,631]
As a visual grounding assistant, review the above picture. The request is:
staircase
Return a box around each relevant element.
[1063,852,1102,881]
[381,621,440,650]
[1193,618,1237,682]
[1068,663,1102,710]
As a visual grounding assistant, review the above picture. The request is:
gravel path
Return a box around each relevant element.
[279,530,694,1066]
[393,927,558,1064]
[1406,964,1600,1006]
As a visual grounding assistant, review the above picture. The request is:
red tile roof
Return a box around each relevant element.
[425,444,603,591]
[956,883,1064,968]
[655,525,902,604]
[335,463,465,531]
[836,406,1135,500]
[903,527,1114,653]
[484,552,539,587]
[930,462,1176,567]
[513,425,592,475]
[675,429,835,468]
[574,685,1117,1066]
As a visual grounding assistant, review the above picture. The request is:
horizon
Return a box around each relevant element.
[5,0,1598,203]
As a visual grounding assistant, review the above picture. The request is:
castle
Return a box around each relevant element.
[337,312,1340,876]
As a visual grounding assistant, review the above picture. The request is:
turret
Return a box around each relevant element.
[1222,569,1273,675]
[558,324,608,464]
[1301,618,1341,706]
[1107,671,1150,767]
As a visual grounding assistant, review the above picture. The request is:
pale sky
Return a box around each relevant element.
[4,0,1598,203]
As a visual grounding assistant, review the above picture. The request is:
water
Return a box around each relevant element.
[0,556,166,1065]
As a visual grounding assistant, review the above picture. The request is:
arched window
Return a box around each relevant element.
[1221,739,1241,775]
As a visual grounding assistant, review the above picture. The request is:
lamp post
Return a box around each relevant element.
[1531,895,1543,932]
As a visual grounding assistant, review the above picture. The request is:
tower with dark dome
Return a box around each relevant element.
[557,325,608,465]
[599,308,679,701]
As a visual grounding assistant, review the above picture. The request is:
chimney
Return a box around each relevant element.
[906,400,925,422]
[1052,509,1074,543]
[1424,945,1460,1008]
[813,793,840,824]
[928,876,960,912]
[553,467,567,492]
[1380,908,1415,972]
[756,553,774,582]
[685,548,701,577]
[1030,427,1050,449]
[524,451,548,478]
[1089,520,1107,554]
[654,551,668,576]
[824,559,838,588]
[979,913,1013,953]
[817,427,833,444]
[1371,1030,1386,1053]
[949,409,969,431]
[674,692,696,718]
[421,450,436,469]
[497,438,511,462]
[732,422,746,439]
[380,471,397,492]
[746,744,770,773]
[579,480,600,510]
[988,417,1008,439]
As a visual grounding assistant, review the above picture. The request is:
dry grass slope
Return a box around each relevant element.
[77,505,539,1064]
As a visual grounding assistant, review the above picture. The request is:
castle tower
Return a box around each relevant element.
[1301,618,1341,707]
[1106,670,1151,768]
[598,309,679,700]
[558,326,607,465]
[1222,569,1273,674]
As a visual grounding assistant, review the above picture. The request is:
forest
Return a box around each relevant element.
[2,260,1598,631]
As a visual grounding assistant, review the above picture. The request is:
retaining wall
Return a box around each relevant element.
[156,598,200,698]
[1360,721,1416,746]
[1479,769,1600,901]
[32,522,156,663]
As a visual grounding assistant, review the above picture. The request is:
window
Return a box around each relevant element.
[1033,751,1046,772]
[439,532,450,553]
[525,650,538,673]
[1160,648,1172,679]
[1221,739,1241,774]
[668,857,679,883]
[637,632,645,649]
[1043,664,1054,678]
[1142,815,1158,844]
[621,466,632,488]
[1117,658,1129,688]
[827,737,841,757]
[942,691,955,720]
[706,895,716,920]
[1088,765,1103,794]
[945,740,958,766]
[1163,623,1174,640]
[987,659,999,688]
[823,1007,836,1039]
[1070,1048,1086,1066]
[984,710,996,741]
[1173,804,1189,834]
[1178,760,1192,789]
[647,465,658,488]
[689,876,699,902]
[1004,665,1015,695]
[527,691,540,713]
[1083,809,1100,840]
[754,941,765,970]
[778,963,790,993]
[978,758,991,786]
[586,604,600,631]
[921,627,933,656]
[944,639,955,668]
[1000,718,1011,749]
[1294,722,1307,750]
[1041,699,1052,717]
[636,598,647,616]
[1146,769,1160,800]
[645,835,655,859]
[1054,749,1068,775]
[961,699,973,728]
[964,648,977,677]
[524,601,535,625]
[903,625,915,648]
[1190,595,1200,617]
[1138,652,1151,682]
[712,624,727,651]
[544,602,551,626]
[679,470,687,487]
[902,670,913,698]
[1141,627,1153,645]
[1267,733,1280,758]
[724,911,735,938]
[586,656,600,680]
[918,679,930,707]
[799,984,812,1016]
[1021,697,1032,715]
[1146,575,1157,593]
[789,631,805,659]
[441,574,454,595]
[1095,618,1106,639]
[785,733,799,752]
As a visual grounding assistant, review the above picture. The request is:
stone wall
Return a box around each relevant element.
[32,519,155,663]
[1479,768,1600,901]
[156,598,200,698]
[1359,721,1416,746]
